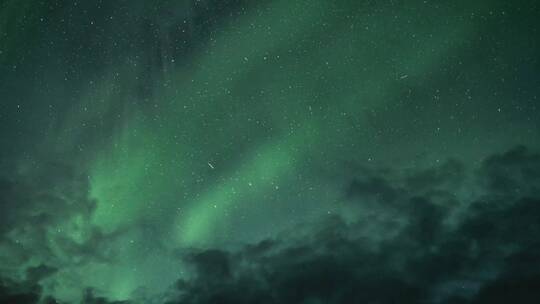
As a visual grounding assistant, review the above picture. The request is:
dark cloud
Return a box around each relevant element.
[471,248,540,303]
[165,146,540,304]
[0,279,41,304]
[1,146,539,303]
[80,289,131,304]
[0,158,116,303]
[0,158,98,265]
[0,281,132,304]
[25,265,58,284]
[478,145,540,196]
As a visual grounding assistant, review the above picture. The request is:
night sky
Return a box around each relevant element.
[1,1,540,303]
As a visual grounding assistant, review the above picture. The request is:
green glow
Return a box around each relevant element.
[2,0,517,303]
[176,138,299,246]
[78,3,476,288]
[89,116,161,232]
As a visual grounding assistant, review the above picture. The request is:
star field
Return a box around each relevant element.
[1,1,540,303]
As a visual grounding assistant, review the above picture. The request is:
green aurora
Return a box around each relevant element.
[1,0,540,303]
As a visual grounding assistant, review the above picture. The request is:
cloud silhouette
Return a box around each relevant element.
[165,146,540,304]
[1,146,539,303]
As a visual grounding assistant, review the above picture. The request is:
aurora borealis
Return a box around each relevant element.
[1,0,540,303]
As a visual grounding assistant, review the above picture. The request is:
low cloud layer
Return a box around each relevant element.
[166,146,540,304]
[1,146,540,303]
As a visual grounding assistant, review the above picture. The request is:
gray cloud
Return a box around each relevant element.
[164,146,540,304]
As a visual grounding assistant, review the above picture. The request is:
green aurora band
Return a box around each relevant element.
[2,0,539,302]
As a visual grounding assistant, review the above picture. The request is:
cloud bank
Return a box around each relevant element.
[2,146,538,303]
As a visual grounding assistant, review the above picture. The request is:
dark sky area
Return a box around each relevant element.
[1,0,540,303]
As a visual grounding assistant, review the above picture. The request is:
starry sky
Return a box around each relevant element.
[1,1,540,303]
